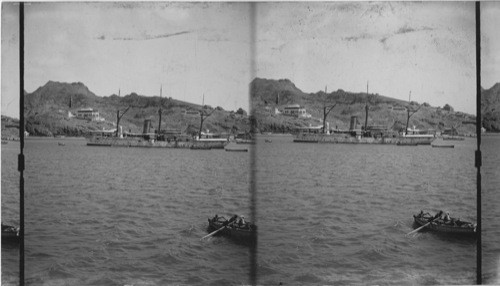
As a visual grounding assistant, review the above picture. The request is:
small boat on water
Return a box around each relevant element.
[265,139,272,143]
[432,144,454,148]
[442,136,465,141]
[207,215,256,242]
[225,148,248,152]
[2,224,20,241]
[190,145,211,150]
[224,142,249,152]
[58,142,65,146]
[413,211,476,235]
[396,141,418,146]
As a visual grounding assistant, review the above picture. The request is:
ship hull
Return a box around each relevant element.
[293,134,435,145]
[86,137,227,149]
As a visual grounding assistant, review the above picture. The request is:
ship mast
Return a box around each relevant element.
[158,85,162,139]
[364,81,369,135]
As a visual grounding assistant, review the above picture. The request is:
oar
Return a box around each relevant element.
[200,220,235,240]
[406,216,438,236]
[201,226,226,240]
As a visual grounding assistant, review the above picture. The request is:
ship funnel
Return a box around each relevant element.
[350,116,358,131]
[143,119,152,134]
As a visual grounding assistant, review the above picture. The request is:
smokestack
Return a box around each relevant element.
[350,116,358,131]
[143,119,151,134]
[364,81,369,133]
[158,85,162,138]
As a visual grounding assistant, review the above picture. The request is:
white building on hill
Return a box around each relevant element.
[76,108,104,121]
[283,104,311,118]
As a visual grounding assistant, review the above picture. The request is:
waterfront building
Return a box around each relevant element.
[392,106,407,111]
[184,109,200,116]
[264,106,281,115]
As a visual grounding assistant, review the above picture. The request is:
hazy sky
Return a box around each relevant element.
[482,1,500,90]
[2,2,253,119]
[2,2,500,119]
[1,2,20,118]
[255,2,478,114]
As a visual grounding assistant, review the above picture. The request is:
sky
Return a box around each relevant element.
[2,2,253,119]
[482,2,500,90]
[255,2,478,114]
[2,2,500,119]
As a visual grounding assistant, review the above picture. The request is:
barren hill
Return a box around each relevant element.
[24,81,250,137]
[251,78,477,135]
[482,83,500,131]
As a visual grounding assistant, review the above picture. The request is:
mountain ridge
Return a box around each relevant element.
[251,78,479,135]
[20,78,500,136]
[24,81,250,137]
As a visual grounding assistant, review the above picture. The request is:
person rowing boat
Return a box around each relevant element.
[433,210,451,222]
[203,214,256,241]
[412,210,476,235]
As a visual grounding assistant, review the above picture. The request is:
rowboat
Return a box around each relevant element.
[432,144,454,148]
[396,141,418,146]
[224,142,249,152]
[225,148,248,152]
[190,145,211,150]
[235,139,255,144]
[207,215,256,242]
[442,136,465,141]
[413,211,476,235]
[2,224,20,241]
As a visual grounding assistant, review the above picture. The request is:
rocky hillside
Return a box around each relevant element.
[481,83,500,132]
[24,81,250,137]
[251,78,477,135]
[21,79,498,137]
[1,115,20,139]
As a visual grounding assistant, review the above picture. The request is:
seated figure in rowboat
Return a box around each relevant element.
[208,214,256,233]
[413,210,476,234]
[237,215,246,227]
[1,223,20,240]
[224,215,238,226]
[432,210,451,222]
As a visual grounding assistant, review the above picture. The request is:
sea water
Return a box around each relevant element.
[255,135,477,285]
[482,135,500,284]
[1,135,495,285]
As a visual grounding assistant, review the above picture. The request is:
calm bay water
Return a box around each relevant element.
[1,140,21,286]
[255,135,477,285]
[2,135,498,285]
[482,135,500,284]
[23,138,252,285]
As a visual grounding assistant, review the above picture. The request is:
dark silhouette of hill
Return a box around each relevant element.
[482,83,500,131]
[1,115,20,139]
[23,79,492,136]
[24,81,250,137]
[251,78,477,135]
